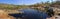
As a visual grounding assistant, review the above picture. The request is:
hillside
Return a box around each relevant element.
[0,3,29,10]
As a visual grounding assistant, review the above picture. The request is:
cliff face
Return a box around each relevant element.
[6,10,19,14]
[0,10,14,19]
[49,7,60,17]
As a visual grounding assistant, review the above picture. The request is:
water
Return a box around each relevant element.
[18,8,49,19]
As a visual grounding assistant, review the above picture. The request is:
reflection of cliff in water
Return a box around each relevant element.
[22,8,50,19]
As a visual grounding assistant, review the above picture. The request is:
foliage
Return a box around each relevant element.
[0,1,59,10]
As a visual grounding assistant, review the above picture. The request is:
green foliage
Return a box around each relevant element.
[0,4,27,9]
[0,1,59,10]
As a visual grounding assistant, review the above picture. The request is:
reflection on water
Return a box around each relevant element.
[8,8,49,19]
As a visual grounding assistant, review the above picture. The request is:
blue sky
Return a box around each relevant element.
[0,0,56,5]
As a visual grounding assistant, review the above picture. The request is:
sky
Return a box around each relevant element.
[0,0,56,5]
